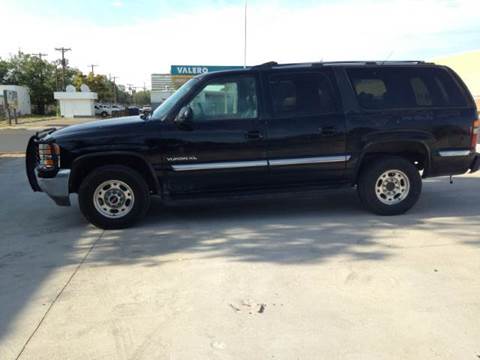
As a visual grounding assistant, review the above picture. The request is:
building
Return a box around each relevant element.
[0,85,31,116]
[150,73,185,110]
[54,85,97,118]
[151,65,242,110]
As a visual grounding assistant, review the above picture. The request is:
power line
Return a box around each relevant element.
[32,53,48,60]
[55,47,71,91]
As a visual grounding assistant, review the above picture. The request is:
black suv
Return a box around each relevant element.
[26,61,479,229]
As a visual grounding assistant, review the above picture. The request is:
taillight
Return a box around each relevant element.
[472,119,479,151]
[38,143,61,169]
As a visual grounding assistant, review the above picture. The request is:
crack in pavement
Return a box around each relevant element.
[14,230,105,360]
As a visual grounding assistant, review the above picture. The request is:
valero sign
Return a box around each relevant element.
[170,65,243,76]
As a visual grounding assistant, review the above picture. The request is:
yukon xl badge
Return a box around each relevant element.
[166,156,198,162]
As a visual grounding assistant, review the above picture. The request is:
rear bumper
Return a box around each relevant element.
[470,153,480,173]
[35,169,71,206]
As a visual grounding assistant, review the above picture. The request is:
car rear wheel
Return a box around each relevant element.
[357,156,422,215]
[79,165,150,229]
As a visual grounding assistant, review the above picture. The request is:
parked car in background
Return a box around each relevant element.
[127,106,140,116]
[140,106,152,115]
[27,60,479,228]
[94,103,125,118]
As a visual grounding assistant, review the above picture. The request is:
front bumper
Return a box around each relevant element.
[35,169,71,206]
[26,130,71,207]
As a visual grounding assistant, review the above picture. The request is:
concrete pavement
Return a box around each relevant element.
[0,157,480,359]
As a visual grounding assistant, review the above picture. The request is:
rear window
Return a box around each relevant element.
[347,67,468,109]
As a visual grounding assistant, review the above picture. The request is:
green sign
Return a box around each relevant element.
[170,65,243,76]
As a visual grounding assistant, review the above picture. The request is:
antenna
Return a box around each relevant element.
[382,50,394,65]
[243,0,247,68]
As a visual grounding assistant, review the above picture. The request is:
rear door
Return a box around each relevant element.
[263,69,348,187]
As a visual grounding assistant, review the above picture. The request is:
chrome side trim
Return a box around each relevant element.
[171,155,352,171]
[438,150,471,157]
[36,169,71,206]
[269,155,351,166]
[172,160,268,171]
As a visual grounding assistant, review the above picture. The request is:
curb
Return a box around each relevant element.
[0,151,25,156]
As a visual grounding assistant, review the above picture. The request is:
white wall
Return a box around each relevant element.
[54,92,97,117]
[0,85,31,115]
[58,99,95,117]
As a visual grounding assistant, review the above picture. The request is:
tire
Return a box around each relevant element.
[357,156,422,215]
[78,165,151,229]
[101,111,108,118]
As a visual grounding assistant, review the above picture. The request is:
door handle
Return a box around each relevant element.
[245,131,263,140]
[319,126,336,136]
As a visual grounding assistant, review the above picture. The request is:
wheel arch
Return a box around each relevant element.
[354,140,431,183]
[70,152,161,195]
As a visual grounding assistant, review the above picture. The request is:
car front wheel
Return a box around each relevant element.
[357,156,422,215]
[78,165,150,229]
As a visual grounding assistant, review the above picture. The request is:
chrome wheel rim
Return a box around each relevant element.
[375,169,410,205]
[93,180,135,219]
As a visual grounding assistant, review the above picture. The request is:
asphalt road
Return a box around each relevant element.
[1,157,480,360]
[0,129,36,153]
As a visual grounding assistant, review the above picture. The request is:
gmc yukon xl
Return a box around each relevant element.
[26,61,479,228]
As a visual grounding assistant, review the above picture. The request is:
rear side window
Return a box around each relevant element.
[410,77,433,106]
[269,72,336,116]
[348,67,467,109]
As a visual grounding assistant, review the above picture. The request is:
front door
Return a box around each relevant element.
[162,74,268,195]
[264,69,348,187]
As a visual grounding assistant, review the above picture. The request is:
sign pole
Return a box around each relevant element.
[4,90,11,125]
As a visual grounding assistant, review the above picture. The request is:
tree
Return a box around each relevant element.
[0,58,10,84]
[5,53,57,114]
[132,90,150,106]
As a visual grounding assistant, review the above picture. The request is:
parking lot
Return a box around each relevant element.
[1,155,480,359]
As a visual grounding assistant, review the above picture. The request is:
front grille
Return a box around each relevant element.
[35,144,40,164]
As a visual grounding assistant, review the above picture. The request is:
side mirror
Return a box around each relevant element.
[175,106,193,128]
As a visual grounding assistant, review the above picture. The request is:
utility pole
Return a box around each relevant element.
[55,47,71,91]
[88,64,98,75]
[112,76,119,104]
[32,53,48,114]
[32,53,48,60]
[127,84,134,105]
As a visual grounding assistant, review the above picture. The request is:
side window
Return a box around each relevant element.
[188,76,257,121]
[410,77,433,106]
[269,72,335,116]
[430,68,467,107]
[349,67,468,110]
[350,74,388,109]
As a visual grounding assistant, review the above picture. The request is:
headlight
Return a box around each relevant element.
[38,143,61,169]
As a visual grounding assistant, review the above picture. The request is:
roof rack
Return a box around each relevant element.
[252,60,432,69]
[251,61,278,69]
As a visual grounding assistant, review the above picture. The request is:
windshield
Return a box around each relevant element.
[151,78,198,120]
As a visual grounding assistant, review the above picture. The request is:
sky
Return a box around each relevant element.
[1,0,479,89]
